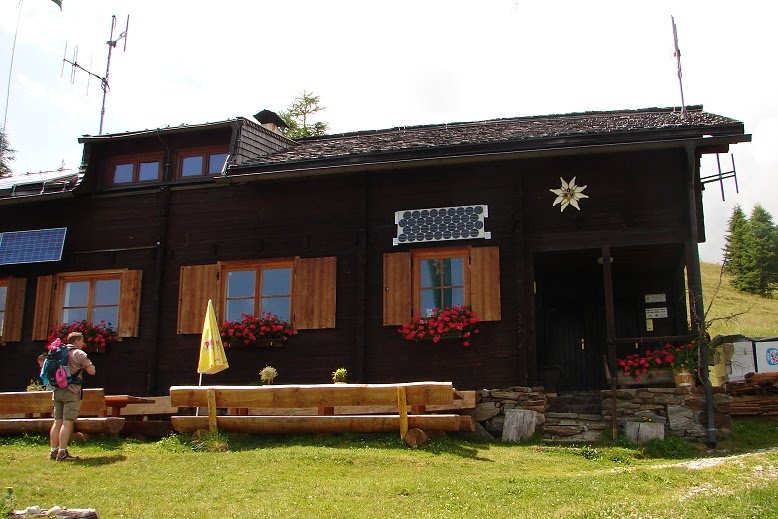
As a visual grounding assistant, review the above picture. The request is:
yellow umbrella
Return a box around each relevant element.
[197,299,229,375]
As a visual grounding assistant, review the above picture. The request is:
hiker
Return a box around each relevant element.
[49,332,96,461]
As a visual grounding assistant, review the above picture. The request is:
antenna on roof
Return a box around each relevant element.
[671,16,687,119]
[62,14,129,135]
[701,154,739,201]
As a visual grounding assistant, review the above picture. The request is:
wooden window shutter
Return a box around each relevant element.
[177,264,219,334]
[292,256,336,330]
[2,277,26,342]
[383,251,411,326]
[117,270,142,338]
[32,275,54,341]
[469,246,501,321]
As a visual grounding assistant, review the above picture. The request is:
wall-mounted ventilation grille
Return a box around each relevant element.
[393,205,490,246]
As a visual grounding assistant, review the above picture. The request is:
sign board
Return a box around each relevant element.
[644,293,666,303]
[645,307,668,319]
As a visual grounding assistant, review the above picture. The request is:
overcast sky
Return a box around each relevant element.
[1,1,775,263]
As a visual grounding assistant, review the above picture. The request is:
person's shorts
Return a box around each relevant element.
[52,388,82,421]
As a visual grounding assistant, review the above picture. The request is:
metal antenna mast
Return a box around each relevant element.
[62,15,129,135]
[671,15,687,119]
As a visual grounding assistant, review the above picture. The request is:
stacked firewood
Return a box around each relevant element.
[726,373,778,416]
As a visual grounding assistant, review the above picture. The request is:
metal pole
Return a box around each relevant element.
[98,16,117,135]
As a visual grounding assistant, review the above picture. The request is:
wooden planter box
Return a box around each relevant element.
[228,337,286,349]
[616,369,674,388]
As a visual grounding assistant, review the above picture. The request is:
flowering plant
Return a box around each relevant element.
[47,320,118,353]
[397,305,480,347]
[219,312,293,348]
[617,342,699,380]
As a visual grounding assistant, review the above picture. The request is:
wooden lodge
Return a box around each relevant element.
[0,106,750,396]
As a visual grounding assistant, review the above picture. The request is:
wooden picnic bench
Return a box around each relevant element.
[170,382,475,446]
[0,388,124,435]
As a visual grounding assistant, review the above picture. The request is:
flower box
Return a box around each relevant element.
[230,337,286,349]
[398,306,480,347]
[616,368,674,388]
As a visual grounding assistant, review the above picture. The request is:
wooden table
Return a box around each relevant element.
[104,395,156,417]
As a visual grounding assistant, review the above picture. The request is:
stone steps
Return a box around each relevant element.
[543,392,607,442]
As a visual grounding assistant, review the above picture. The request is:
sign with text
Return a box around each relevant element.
[645,307,668,319]
[644,293,667,303]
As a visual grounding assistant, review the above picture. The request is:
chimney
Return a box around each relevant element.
[253,109,288,136]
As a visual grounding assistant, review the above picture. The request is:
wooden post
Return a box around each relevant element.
[601,245,618,441]
[206,388,217,433]
[397,385,408,442]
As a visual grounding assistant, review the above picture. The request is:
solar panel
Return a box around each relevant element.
[393,205,490,246]
[0,227,67,265]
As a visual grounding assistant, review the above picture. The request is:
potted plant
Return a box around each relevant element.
[259,365,278,385]
[47,320,118,353]
[666,342,699,387]
[332,367,348,384]
[397,305,480,347]
[220,312,293,348]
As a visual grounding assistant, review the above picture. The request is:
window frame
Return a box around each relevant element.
[383,245,501,326]
[56,272,122,327]
[32,269,142,340]
[107,152,163,185]
[176,146,230,179]
[219,258,295,323]
[411,247,470,318]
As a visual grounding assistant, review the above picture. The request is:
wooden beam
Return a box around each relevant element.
[171,414,469,434]
[0,417,124,435]
[207,388,217,433]
[397,386,408,441]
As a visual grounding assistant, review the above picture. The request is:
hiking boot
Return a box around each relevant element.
[49,450,58,461]
[55,449,78,462]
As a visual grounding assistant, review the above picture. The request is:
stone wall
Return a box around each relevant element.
[463,386,548,439]
[601,387,732,440]
[462,385,732,443]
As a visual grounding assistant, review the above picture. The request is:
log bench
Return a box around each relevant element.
[0,389,124,435]
[170,382,475,446]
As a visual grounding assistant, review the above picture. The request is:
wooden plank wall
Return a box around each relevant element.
[0,146,691,394]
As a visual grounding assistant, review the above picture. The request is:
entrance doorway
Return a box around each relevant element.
[535,249,607,391]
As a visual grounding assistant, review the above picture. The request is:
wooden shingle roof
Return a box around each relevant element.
[233,106,744,171]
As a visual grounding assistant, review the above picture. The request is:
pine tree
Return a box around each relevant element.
[723,205,748,277]
[279,91,329,140]
[0,129,16,177]
[731,204,778,296]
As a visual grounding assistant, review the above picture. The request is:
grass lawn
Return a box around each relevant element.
[2,418,777,519]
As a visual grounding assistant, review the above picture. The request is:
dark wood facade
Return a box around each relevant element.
[0,108,749,395]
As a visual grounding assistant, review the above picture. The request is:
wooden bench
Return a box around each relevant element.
[111,396,177,437]
[0,389,125,435]
[170,382,475,446]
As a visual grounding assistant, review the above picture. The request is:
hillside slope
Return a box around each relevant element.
[701,262,778,338]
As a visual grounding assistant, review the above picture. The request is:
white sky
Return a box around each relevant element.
[1,1,775,263]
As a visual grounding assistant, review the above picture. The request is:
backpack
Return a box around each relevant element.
[40,341,82,388]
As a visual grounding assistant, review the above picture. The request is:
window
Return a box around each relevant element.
[32,270,142,340]
[0,277,25,343]
[177,256,336,334]
[383,246,501,325]
[177,147,229,178]
[109,154,162,184]
[60,276,121,326]
[0,282,6,336]
[224,263,293,322]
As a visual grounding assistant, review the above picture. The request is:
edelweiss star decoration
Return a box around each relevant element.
[550,177,589,212]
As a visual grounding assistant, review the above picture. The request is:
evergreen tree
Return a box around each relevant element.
[731,204,778,296]
[279,91,329,140]
[723,204,748,276]
[0,129,16,177]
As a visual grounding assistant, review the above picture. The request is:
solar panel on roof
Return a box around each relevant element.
[0,227,67,265]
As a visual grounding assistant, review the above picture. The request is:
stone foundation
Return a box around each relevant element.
[601,386,732,441]
[462,385,732,443]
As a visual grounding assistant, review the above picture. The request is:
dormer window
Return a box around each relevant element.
[109,153,162,185]
[177,147,229,178]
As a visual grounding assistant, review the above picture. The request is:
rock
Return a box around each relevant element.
[463,402,501,422]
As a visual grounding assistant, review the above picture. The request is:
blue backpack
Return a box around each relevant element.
[40,344,82,388]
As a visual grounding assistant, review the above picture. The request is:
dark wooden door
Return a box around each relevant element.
[543,300,606,391]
